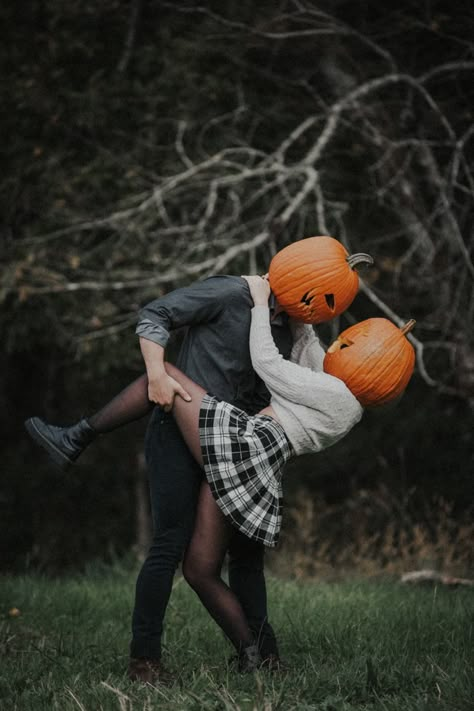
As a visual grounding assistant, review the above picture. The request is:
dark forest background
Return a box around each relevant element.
[1,0,473,574]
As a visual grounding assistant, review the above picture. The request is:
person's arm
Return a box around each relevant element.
[242,276,327,406]
[250,305,340,408]
[139,338,191,411]
[243,276,363,431]
[136,277,234,409]
[289,319,326,372]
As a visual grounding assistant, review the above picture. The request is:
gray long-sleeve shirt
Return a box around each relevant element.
[136,275,294,415]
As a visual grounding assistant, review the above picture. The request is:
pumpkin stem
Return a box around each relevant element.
[346,253,374,270]
[400,319,416,335]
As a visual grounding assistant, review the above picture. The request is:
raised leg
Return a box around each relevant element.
[88,373,153,432]
[88,363,205,445]
[164,363,207,467]
[25,373,154,468]
[25,364,205,469]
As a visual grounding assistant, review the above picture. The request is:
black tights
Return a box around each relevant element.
[87,368,257,653]
[163,364,257,651]
[182,484,255,650]
[88,374,152,432]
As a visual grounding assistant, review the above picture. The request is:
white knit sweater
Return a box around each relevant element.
[249,306,363,456]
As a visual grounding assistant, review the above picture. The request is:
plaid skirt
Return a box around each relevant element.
[199,394,293,547]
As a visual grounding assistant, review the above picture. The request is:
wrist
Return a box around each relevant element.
[147,366,167,382]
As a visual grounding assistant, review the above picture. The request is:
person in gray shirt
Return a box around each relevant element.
[26,274,295,681]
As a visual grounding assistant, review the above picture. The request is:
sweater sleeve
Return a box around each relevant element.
[289,320,326,372]
[249,306,354,410]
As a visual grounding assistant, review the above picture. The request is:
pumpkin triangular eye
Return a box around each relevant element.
[325,294,335,310]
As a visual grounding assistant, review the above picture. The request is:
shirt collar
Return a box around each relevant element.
[269,291,288,326]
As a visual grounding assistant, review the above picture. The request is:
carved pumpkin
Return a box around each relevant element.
[268,236,373,324]
[323,318,416,407]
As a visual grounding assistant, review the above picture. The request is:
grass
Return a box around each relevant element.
[0,564,473,710]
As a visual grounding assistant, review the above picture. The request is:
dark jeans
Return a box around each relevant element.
[130,407,279,660]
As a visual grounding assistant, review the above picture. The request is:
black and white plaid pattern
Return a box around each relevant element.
[199,394,293,547]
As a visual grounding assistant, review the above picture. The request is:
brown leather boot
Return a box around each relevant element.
[127,657,174,685]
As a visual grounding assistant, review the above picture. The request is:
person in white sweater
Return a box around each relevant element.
[25,274,364,672]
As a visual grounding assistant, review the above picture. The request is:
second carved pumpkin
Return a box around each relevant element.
[323,317,416,407]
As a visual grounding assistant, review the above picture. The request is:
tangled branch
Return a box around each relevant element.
[5,4,473,399]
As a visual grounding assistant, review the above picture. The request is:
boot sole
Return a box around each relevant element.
[24,418,75,470]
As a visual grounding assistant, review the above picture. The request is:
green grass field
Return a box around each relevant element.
[1,565,473,710]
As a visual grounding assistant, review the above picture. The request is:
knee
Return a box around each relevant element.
[147,527,190,569]
[182,557,201,590]
[182,557,215,592]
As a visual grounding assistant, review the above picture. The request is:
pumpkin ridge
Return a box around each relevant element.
[363,346,405,389]
[323,317,415,406]
[362,338,414,404]
[269,236,372,323]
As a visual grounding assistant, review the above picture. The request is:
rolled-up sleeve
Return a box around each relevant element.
[135,319,170,348]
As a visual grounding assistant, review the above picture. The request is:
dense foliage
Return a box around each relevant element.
[1,0,473,570]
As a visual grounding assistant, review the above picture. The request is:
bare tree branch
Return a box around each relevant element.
[6,5,473,400]
[358,280,437,388]
[117,0,144,74]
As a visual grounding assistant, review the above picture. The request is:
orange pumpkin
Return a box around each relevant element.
[268,236,373,324]
[323,318,416,407]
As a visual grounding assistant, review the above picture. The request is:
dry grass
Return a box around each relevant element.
[270,486,474,581]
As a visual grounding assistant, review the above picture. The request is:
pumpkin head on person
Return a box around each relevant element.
[268,236,373,324]
[323,317,416,407]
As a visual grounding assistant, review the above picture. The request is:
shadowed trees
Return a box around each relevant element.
[1,0,473,570]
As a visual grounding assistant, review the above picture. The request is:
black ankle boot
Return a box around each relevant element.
[238,644,262,673]
[24,417,97,470]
